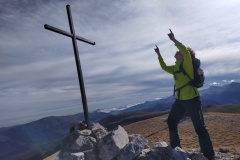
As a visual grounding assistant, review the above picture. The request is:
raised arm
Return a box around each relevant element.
[168,29,193,78]
[154,45,174,74]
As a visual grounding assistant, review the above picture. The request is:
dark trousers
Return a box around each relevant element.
[167,97,214,159]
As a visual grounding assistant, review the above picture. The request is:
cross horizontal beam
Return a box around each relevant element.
[44,24,95,45]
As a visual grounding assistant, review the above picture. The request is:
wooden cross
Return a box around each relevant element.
[44,5,95,128]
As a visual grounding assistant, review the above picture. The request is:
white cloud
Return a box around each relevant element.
[209,79,236,86]
[209,82,221,86]
[222,79,235,83]
[1,0,240,127]
[196,43,240,77]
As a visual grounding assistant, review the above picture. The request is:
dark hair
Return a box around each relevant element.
[187,47,196,58]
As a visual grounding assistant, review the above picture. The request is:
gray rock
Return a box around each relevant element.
[78,129,92,136]
[135,149,161,160]
[190,153,208,160]
[219,147,230,153]
[153,142,173,160]
[58,151,85,160]
[84,148,99,160]
[117,134,148,160]
[58,131,97,160]
[187,149,208,160]
[149,141,187,160]
[78,121,88,130]
[91,123,108,141]
[172,147,188,160]
[152,143,187,160]
[69,135,96,152]
[57,124,218,160]
[60,131,80,153]
[98,125,129,160]
[153,141,168,148]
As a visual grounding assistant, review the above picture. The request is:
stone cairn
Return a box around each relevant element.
[56,122,208,160]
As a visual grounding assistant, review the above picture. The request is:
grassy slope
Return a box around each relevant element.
[101,104,240,152]
[123,111,240,152]
[204,104,240,113]
[100,104,240,130]
[99,110,170,130]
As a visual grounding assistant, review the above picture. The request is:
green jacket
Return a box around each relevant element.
[158,41,200,100]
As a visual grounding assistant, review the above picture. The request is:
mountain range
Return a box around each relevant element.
[0,82,240,160]
[99,82,240,115]
[99,82,240,129]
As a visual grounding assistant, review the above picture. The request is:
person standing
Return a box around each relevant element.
[154,29,215,160]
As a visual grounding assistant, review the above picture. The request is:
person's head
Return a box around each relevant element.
[174,51,183,61]
[174,47,196,61]
[187,47,196,58]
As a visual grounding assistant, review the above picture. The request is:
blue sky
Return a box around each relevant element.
[1,0,240,127]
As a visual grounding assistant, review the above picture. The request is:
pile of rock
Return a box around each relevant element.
[56,123,208,160]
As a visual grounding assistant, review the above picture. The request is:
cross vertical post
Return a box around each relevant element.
[44,5,95,128]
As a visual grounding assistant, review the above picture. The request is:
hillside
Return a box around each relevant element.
[203,104,240,113]
[99,110,169,130]
[123,112,240,158]
[201,82,240,105]
[100,104,240,130]
[0,112,110,160]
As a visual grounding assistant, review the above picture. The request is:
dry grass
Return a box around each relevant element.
[123,112,240,152]
[43,151,59,160]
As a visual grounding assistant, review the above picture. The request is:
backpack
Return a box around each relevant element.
[181,58,205,88]
[173,58,205,99]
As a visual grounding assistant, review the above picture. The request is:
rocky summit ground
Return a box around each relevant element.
[45,112,240,160]
[123,112,240,159]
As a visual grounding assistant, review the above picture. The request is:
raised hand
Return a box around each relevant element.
[167,29,177,42]
[154,45,161,57]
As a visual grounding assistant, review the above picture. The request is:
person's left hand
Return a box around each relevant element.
[154,45,161,57]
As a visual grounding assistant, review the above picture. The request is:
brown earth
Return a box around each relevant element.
[44,112,240,159]
[44,151,59,160]
[123,112,240,152]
